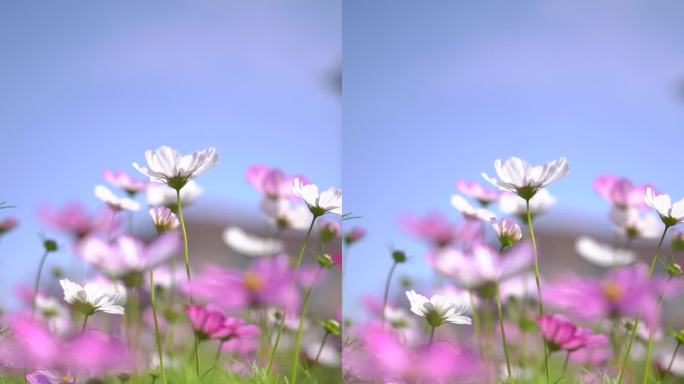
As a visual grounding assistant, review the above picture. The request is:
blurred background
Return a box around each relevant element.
[343,1,684,317]
[0,1,341,308]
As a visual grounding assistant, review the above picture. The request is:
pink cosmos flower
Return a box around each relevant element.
[457,180,501,205]
[1,314,131,376]
[430,242,533,292]
[345,324,484,382]
[0,216,18,235]
[537,314,608,352]
[103,170,148,195]
[594,175,655,209]
[343,226,366,245]
[39,203,114,239]
[185,304,259,357]
[185,254,300,312]
[401,213,482,249]
[544,263,675,329]
[318,220,341,242]
[76,233,180,281]
[246,165,307,200]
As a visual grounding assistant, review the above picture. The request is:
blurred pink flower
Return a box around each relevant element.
[185,254,299,312]
[77,233,180,282]
[318,220,341,242]
[401,213,481,249]
[39,203,114,239]
[246,165,307,200]
[537,314,608,352]
[345,324,484,382]
[457,180,501,205]
[103,170,148,195]
[1,314,131,376]
[430,242,533,292]
[0,216,18,235]
[185,304,259,353]
[594,175,654,209]
[544,263,675,329]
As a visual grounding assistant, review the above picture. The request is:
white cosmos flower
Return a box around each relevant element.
[575,236,636,268]
[133,145,219,190]
[59,278,125,315]
[645,187,684,227]
[609,207,661,240]
[146,180,203,207]
[450,195,495,221]
[149,206,180,233]
[499,189,556,218]
[405,290,471,327]
[35,295,71,335]
[292,178,342,216]
[222,226,284,257]
[94,185,140,212]
[260,198,311,230]
[482,156,569,200]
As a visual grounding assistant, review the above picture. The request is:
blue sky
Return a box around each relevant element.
[0,1,340,307]
[343,1,684,316]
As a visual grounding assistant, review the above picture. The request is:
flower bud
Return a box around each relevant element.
[392,250,407,263]
[322,319,341,336]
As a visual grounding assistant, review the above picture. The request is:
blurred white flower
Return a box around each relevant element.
[94,185,140,212]
[499,189,556,218]
[143,265,186,291]
[222,226,283,257]
[499,273,539,302]
[450,195,495,221]
[482,156,569,200]
[610,208,661,240]
[405,290,471,327]
[645,187,684,227]
[34,295,71,335]
[146,180,203,207]
[292,178,342,216]
[133,145,219,190]
[59,278,125,315]
[575,236,636,268]
[260,198,311,230]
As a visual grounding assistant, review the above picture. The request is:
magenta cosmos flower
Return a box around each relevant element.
[537,314,608,352]
[185,254,300,312]
[594,175,654,209]
[401,212,482,249]
[344,324,484,383]
[456,180,501,206]
[343,226,366,246]
[185,304,259,343]
[246,164,308,200]
[0,314,131,376]
[39,203,114,239]
[544,263,673,328]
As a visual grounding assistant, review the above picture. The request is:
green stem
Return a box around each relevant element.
[428,326,436,346]
[562,351,571,378]
[526,199,550,384]
[213,340,225,368]
[642,275,672,384]
[289,283,315,384]
[381,261,398,325]
[496,284,512,382]
[617,225,669,384]
[664,342,681,381]
[176,188,200,377]
[313,331,330,364]
[81,313,90,332]
[266,215,317,376]
[32,250,50,314]
[150,271,168,384]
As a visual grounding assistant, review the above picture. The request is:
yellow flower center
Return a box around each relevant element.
[243,272,264,292]
[602,281,624,302]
